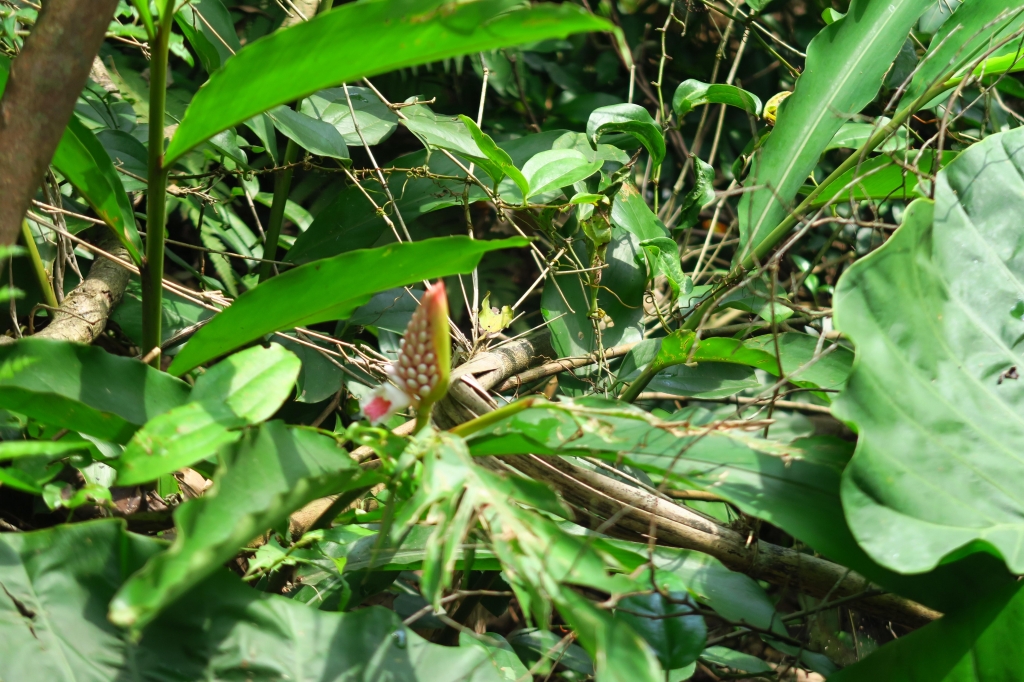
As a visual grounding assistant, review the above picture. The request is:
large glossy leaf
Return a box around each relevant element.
[586,103,666,168]
[901,1,1024,107]
[834,127,1024,574]
[0,339,189,443]
[169,236,526,374]
[738,0,932,255]
[831,581,1024,681]
[284,131,562,264]
[164,0,613,164]
[522,149,602,199]
[110,421,378,630]
[51,115,143,263]
[672,79,762,118]
[115,345,302,485]
[0,520,506,682]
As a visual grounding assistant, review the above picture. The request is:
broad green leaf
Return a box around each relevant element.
[460,632,532,682]
[522,149,602,199]
[0,520,506,682]
[51,115,143,263]
[834,127,1024,574]
[586,103,666,168]
[299,85,398,145]
[738,0,932,255]
[676,155,716,232]
[169,236,527,374]
[459,114,530,197]
[830,581,1024,682]
[744,332,854,392]
[615,592,706,670]
[267,104,350,159]
[901,1,1024,107]
[0,339,189,443]
[612,182,670,241]
[164,0,614,164]
[799,150,957,208]
[672,79,762,118]
[110,279,214,349]
[402,104,486,158]
[639,237,691,298]
[115,345,302,485]
[174,0,240,73]
[285,131,563,264]
[110,422,378,630]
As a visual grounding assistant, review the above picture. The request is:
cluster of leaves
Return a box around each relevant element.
[3,0,1024,679]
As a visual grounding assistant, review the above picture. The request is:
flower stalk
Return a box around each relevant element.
[361,281,451,432]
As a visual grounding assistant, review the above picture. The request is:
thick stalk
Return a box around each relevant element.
[257,139,299,281]
[681,78,953,333]
[141,7,174,366]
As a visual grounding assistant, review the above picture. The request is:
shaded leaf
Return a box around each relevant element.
[165,0,614,163]
[267,104,349,159]
[0,520,506,682]
[115,345,302,485]
[110,421,379,630]
[0,339,189,443]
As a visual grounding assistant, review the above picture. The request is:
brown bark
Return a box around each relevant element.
[0,0,120,247]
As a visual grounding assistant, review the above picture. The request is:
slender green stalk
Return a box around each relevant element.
[448,397,542,437]
[681,78,953,333]
[20,219,57,309]
[257,0,335,283]
[257,139,298,282]
[141,5,175,366]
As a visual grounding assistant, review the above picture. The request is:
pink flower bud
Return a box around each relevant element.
[360,281,450,424]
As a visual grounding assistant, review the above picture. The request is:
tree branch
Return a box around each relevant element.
[0,0,120,248]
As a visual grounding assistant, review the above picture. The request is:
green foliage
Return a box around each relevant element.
[835,127,1024,574]
[739,0,933,253]
[164,0,614,163]
[6,0,1024,677]
[169,236,527,374]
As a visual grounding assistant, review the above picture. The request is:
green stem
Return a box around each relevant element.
[681,78,953,333]
[448,396,542,437]
[20,220,57,309]
[141,5,174,367]
[258,139,299,282]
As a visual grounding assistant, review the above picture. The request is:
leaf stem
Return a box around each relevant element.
[448,396,542,437]
[20,219,57,309]
[258,139,299,282]
[141,5,175,367]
